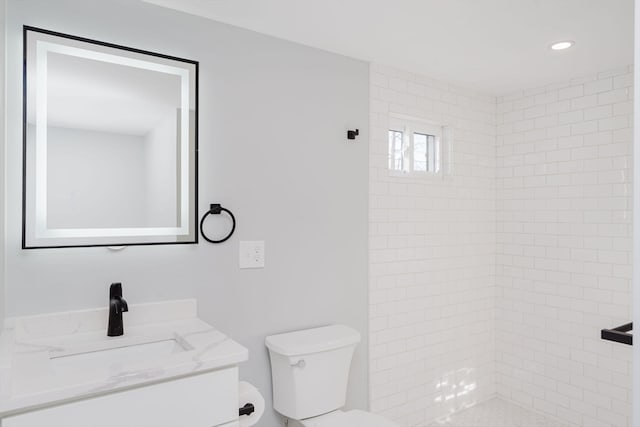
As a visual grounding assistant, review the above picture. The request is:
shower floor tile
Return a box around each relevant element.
[427,398,571,427]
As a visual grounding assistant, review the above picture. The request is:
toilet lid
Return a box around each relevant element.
[302,410,399,427]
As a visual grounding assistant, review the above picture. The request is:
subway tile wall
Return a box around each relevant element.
[369,63,634,427]
[369,64,497,426]
[495,67,634,427]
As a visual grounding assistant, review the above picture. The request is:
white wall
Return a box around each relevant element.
[4,1,369,426]
[46,127,147,228]
[0,0,5,332]
[496,67,634,427]
[634,3,640,425]
[144,111,178,227]
[368,64,496,426]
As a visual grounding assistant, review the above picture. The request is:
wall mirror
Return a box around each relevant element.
[23,27,198,249]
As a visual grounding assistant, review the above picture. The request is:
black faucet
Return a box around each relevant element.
[107,282,128,337]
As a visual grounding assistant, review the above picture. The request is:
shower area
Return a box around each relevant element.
[368,58,634,426]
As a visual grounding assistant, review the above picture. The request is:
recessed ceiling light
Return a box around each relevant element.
[550,41,575,51]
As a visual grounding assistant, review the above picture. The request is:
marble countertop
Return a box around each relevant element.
[0,300,248,417]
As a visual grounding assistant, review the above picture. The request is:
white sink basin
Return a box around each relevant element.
[51,339,188,374]
[1,300,249,415]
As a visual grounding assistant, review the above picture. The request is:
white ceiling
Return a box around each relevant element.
[142,0,634,95]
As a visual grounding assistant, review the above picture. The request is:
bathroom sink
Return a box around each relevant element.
[51,339,188,374]
[1,300,248,415]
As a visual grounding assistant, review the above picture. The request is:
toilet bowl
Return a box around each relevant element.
[265,324,400,427]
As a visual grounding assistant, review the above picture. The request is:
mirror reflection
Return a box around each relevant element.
[23,27,198,248]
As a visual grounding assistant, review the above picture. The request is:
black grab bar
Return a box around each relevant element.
[601,322,632,346]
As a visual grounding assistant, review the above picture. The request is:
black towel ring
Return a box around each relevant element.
[200,203,236,244]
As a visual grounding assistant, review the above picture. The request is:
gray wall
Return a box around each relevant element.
[46,127,148,229]
[4,1,369,425]
[0,0,5,332]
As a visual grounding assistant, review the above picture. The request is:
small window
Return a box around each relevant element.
[388,116,443,176]
[388,129,407,172]
[412,132,438,173]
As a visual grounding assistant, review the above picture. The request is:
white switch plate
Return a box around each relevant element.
[239,241,265,269]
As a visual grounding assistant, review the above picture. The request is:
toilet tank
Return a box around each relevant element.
[265,325,361,420]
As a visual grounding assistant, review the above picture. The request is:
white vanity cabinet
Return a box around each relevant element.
[0,301,250,427]
[2,367,239,427]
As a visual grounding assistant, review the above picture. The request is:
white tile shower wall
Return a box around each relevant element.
[369,64,497,426]
[495,67,634,427]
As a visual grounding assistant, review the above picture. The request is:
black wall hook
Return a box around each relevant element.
[347,129,359,140]
[200,203,236,244]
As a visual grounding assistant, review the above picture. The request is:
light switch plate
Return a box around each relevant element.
[239,241,265,269]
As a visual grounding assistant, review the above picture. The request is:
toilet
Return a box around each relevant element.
[265,324,399,427]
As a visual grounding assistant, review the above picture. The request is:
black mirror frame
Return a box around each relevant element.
[22,26,199,249]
